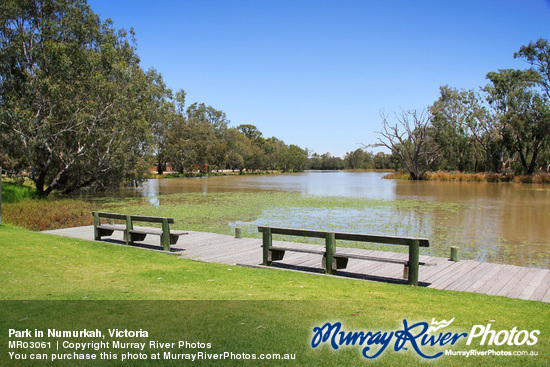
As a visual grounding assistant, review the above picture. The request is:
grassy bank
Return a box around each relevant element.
[1,182,38,203]
[0,225,548,366]
[1,191,279,232]
[384,171,550,184]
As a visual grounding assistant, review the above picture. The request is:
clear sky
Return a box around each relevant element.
[87,0,550,157]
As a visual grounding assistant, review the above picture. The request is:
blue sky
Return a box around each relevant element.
[88,0,550,157]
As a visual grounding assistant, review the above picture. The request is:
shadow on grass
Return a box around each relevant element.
[261,262,432,287]
[99,238,185,254]
[98,237,432,286]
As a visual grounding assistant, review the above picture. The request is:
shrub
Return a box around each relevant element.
[1,183,38,203]
[2,199,95,231]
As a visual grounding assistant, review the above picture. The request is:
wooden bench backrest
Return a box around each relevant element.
[257,226,429,247]
[92,211,175,224]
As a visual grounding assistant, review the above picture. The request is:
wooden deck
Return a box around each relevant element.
[42,226,550,303]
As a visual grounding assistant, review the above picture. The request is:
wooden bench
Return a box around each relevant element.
[92,211,188,251]
[258,226,435,286]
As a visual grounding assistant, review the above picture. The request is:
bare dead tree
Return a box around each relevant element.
[368,109,441,180]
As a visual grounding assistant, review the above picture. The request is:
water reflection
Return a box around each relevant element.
[127,171,397,199]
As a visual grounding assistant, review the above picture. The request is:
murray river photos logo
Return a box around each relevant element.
[311,318,540,359]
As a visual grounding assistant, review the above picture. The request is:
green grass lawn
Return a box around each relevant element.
[1,225,548,366]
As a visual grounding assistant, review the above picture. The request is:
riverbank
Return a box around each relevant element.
[383,171,550,184]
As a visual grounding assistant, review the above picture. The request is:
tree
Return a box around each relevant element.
[235,124,265,171]
[164,114,190,173]
[0,0,155,195]
[225,128,249,172]
[430,85,510,173]
[310,152,344,170]
[371,109,440,180]
[515,38,550,98]
[484,69,550,174]
[149,84,185,175]
[512,38,550,173]
[237,124,263,140]
[262,137,285,171]
[185,103,229,171]
[281,145,309,172]
[430,86,485,172]
[344,148,373,169]
[373,152,392,170]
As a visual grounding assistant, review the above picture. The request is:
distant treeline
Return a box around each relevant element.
[309,150,393,171]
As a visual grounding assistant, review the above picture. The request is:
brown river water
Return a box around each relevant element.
[116,171,549,268]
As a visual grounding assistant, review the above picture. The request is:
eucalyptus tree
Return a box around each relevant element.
[310,153,344,170]
[149,80,185,175]
[0,0,157,195]
[372,109,440,180]
[344,148,374,169]
[484,69,550,174]
[186,103,229,171]
[515,38,550,98]
[281,145,309,172]
[237,124,263,140]
[163,114,191,173]
[262,137,285,171]
[512,38,550,173]
[236,124,265,171]
[479,40,550,175]
[373,152,392,170]
[225,128,249,172]
[430,85,513,173]
[431,86,485,172]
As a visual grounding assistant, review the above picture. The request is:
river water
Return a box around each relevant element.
[118,171,549,268]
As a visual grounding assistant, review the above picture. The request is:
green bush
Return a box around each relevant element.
[1,182,38,203]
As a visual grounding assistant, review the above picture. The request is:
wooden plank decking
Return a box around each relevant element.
[42,226,550,303]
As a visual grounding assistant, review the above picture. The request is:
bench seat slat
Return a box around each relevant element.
[334,252,408,265]
[331,252,435,266]
[96,224,126,231]
[130,227,188,236]
[266,248,437,266]
[269,245,325,255]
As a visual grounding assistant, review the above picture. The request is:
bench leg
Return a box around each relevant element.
[170,234,179,245]
[129,232,147,242]
[408,240,420,286]
[323,256,348,271]
[269,249,285,262]
[93,212,101,240]
[325,232,336,274]
[125,215,133,246]
[262,228,272,266]
[96,228,114,239]
[161,218,171,251]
